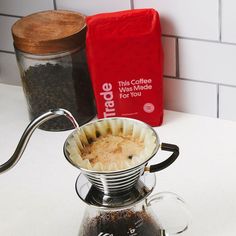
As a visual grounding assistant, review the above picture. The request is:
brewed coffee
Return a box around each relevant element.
[80,210,162,236]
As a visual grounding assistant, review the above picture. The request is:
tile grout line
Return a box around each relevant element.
[162,34,176,39]
[130,0,134,9]
[173,35,220,44]
[218,0,222,42]
[53,0,57,10]
[0,50,15,54]
[163,34,220,43]
[164,75,177,79]
[164,76,236,89]
[176,37,180,79]
[163,34,236,47]
[0,13,22,18]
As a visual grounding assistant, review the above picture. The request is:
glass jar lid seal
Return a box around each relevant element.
[12,10,86,54]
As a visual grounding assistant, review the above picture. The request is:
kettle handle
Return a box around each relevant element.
[0,108,78,174]
[145,143,179,173]
[146,192,191,235]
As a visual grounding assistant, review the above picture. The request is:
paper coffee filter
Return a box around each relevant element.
[95,121,108,136]
[122,119,134,136]
[65,118,158,171]
[108,119,123,135]
[71,132,84,150]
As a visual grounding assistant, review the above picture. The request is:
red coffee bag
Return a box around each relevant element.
[86,9,163,126]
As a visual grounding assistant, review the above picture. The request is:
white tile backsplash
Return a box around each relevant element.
[1,0,236,122]
[162,36,176,77]
[0,0,54,16]
[219,85,236,121]
[179,39,236,86]
[0,52,21,86]
[133,0,219,40]
[164,78,217,117]
[221,0,236,43]
[56,0,131,16]
[0,16,20,52]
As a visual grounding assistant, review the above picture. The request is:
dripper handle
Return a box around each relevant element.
[145,143,179,173]
[0,108,78,174]
[146,192,191,235]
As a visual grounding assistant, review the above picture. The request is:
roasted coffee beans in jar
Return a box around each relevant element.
[12,10,95,131]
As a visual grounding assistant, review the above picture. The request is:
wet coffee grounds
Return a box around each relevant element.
[22,61,95,131]
[80,210,162,236]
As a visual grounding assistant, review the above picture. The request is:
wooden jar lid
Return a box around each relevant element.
[12,10,86,54]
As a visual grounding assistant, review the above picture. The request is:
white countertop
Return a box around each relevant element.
[1,83,236,236]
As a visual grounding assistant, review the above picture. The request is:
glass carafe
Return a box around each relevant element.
[79,192,189,236]
[76,174,190,236]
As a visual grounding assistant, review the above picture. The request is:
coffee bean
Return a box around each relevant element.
[96,131,101,138]
[22,57,95,131]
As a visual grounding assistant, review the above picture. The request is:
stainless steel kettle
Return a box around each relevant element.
[0,108,78,173]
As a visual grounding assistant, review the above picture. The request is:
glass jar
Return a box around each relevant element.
[12,10,96,131]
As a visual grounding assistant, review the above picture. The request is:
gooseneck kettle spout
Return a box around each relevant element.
[0,108,78,174]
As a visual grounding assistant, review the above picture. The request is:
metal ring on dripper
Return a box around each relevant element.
[75,172,156,209]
